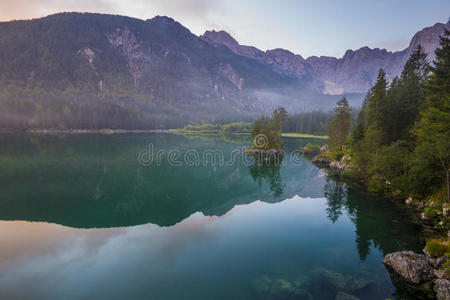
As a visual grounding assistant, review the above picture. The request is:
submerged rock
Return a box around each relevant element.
[334,292,360,300]
[313,269,374,294]
[314,268,348,291]
[251,275,272,294]
[251,276,312,300]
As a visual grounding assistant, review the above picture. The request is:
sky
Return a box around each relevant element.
[0,0,449,58]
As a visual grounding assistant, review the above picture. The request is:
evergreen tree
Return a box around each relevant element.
[364,69,388,152]
[328,97,351,151]
[386,45,429,142]
[412,30,450,201]
[272,106,288,132]
[367,69,388,128]
[352,94,369,144]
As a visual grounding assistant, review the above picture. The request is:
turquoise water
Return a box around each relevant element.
[0,133,424,299]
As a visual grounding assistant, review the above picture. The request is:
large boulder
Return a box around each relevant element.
[383,251,436,298]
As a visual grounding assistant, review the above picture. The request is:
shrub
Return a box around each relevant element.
[368,175,384,193]
[301,143,320,155]
[426,239,450,257]
[330,151,344,161]
[424,207,438,218]
[223,122,252,135]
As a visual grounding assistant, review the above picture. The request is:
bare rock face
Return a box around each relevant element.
[219,63,244,90]
[78,48,103,91]
[106,27,153,87]
[406,22,450,64]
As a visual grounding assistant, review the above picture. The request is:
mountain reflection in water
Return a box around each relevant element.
[0,133,424,299]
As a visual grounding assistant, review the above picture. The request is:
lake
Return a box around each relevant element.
[0,133,424,299]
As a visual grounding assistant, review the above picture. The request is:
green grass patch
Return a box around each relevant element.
[282,133,328,139]
[426,239,450,257]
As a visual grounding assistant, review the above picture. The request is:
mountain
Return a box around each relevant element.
[202,22,450,95]
[0,13,448,129]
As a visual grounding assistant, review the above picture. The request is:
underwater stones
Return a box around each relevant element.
[251,271,374,300]
[251,275,272,294]
[334,292,360,300]
[313,268,374,294]
[251,276,312,300]
[270,278,294,298]
[314,269,348,291]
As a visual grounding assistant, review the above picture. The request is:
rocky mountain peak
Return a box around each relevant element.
[406,22,450,62]
[149,15,177,25]
[147,15,192,37]
[200,30,240,52]
[266,48,304,61]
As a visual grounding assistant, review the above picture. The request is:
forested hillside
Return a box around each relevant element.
[0,12,320,130]
[326,31,450,213]
[0,13,448,130]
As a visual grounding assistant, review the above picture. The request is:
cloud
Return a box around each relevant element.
[0,0,227,36]
[114,0,228,34]
[0,0,117,21]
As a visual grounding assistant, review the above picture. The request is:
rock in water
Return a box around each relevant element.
[383,251,435,298]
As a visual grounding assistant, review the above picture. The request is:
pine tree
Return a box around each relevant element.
[366,69,388,128]
[328,97,351,151]
[412,30,450,201]
[387,45,429,142]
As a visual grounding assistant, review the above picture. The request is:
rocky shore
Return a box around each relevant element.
[311,145,352,173]
[383,250,449,299]
[311,144,450,299]
[245,148,284,161]
[245,148,285,156]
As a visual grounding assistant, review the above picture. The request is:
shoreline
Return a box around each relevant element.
[1,129,328,139]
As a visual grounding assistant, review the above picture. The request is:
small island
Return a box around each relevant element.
[245,107,287,160]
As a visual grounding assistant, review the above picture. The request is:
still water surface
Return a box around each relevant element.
[0,133,424,299]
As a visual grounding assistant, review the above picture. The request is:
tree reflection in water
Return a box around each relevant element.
[248,157,285,197]
[323,175,425,261]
